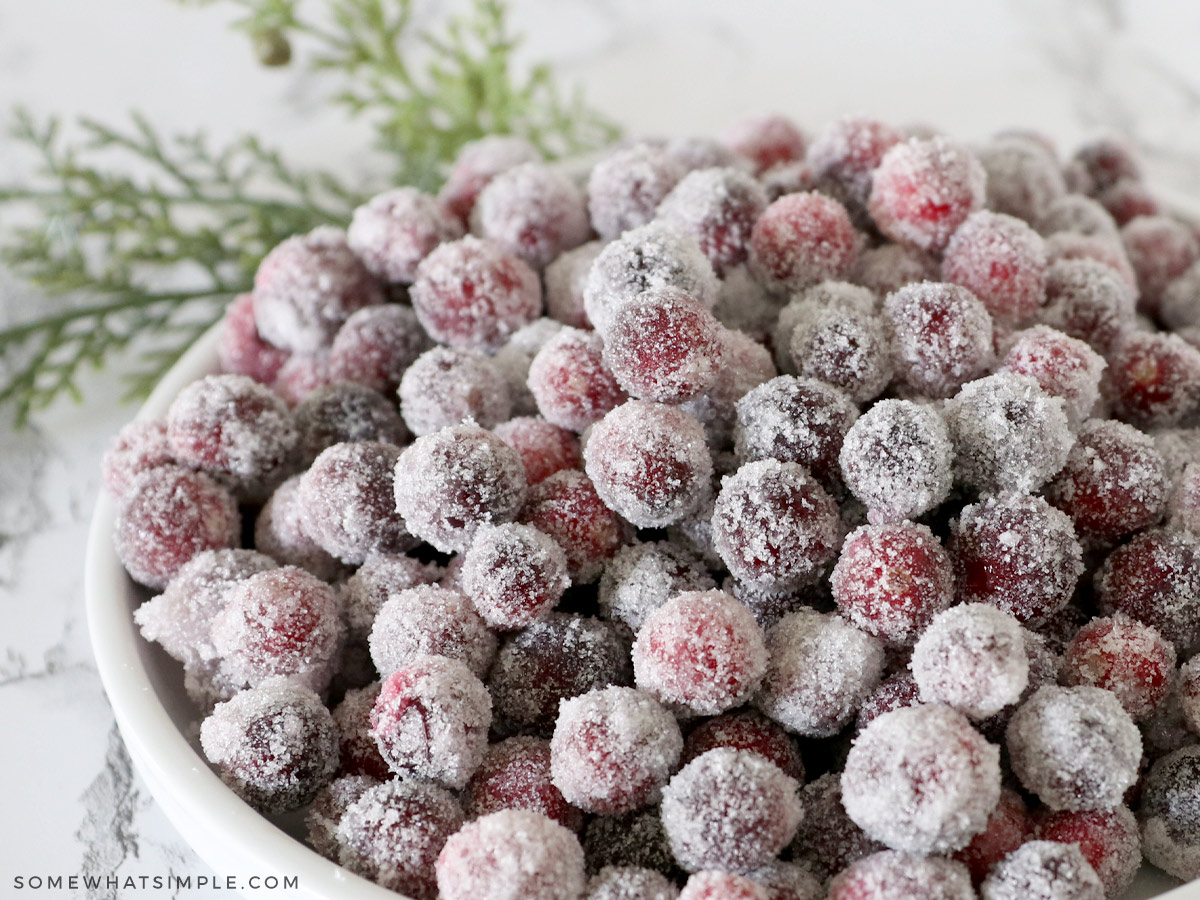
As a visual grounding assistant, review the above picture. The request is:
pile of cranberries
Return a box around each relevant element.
[109,114,1200,899]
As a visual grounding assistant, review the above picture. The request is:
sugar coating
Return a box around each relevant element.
[584,400,712,527]
[603,287,725,403]
[217,291,289,386]
[294,381,406,466]
[1108,331,1200,429]
[493,415,581,485]
[1153,427,1200,491]
[305,774,380,861]
[521,469,629,583]
[1062,614,1176,722]
[976,138,1066,225]
[1035,806,1142,897]
[583,222,719,335]
[410,235,542,351]
[1006,684,1141,811]
[584,866,680,900]
[883,281,995,398]
[347,186,464,284]
[473,162,591,269]
[253,476,344,581]
[633,591,767,716]
[787,300,892,404]
[942,211,1048,326]
[789,772,884,883]
[850,243,938,297]
[393,422,527,553]
[734,375,858,493]
[368,584,497,679]
[943,372,1073,495]
[460,522,570,630]
[911,603,1029,719]
[754,608,884,737]
[1045,418,1168,546]
[340,552,441,642]
[857,671,923,731]
[398,345,512,436]
[1121,215,1199,312]
[831,521,955,647]
[371,654,492,789]
[115,465,240,590]
[773,281,877,373]
[980,841,1103,900]
[657,166,769,275]
[545,241,603,329]
[748,192,859,296]
[584,810,679,878]
[251,226,384,354]
[336,780,464,899]
[166,373,298,500]
[1161,259,1200,330]
[827,851,975,900]
[1171,461,1200,534]
[598,540,716,633]
[682,328,777,449]
[199,678,339,814]
[298,441,412,564]
[1141,745,1200,881]
[438,135,541,224]
[950,493,1083,626]
[210,565,344,692]
[1046,232,1138,295]
[102,419,174,498]
[587,143,686,241]
[1095,528,1200,649]
[529,327,629,433]
[465,736,584,832]
[661,747,802,874]
[839,399,953,524]
[490,613,633,736]
[868,137,986,252]
[1038,194,1121,241]
[135,548,277,669]
[550,685,683,815]
[328,303,432,394]
[1000,325,1106,427]
[842,704,1001,854]
[712,460,840,590]
[679,872,769,900]
[722,113,807,174]
[332,684,391,780]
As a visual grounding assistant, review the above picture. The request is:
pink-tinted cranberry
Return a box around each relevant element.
[681,710,803,782]
[254,475,345,581]
[1000,325,1106,426]
[1046,232,1138,295]
[723,114,807,175]
[1100,178,1161,226]
[409,236,542,351]
[217,291,289,385]
[102,419,174,499]
[348,187,464,284]
[1038,258,1136,354]
[327,303,431,394]
[1062,614,1175,721]
[808,115,903,222]
[529,327,628,433]
[1108,331,1200,429]
[368,584,497,679]
[749,192,859,295]
[199,678,339,813]
[271,351,335,406]
[828,851,974,900]
[680,872,769,900]
[465,737,584,832]
[587,143,686,241]
[115,465,240,589]
[832,521,954,647]
[493,416,581,485]
[942,211,1048,325]
[1035,806,1141,898]
[460,523,570,630]
[597,540,716,633]
[666,134,745,172]
[306,774,379,860]
[658,167,769,275]
[252,226,384,354]
[473,162,591,269]
[521,469,629,583]
[438,135,541,225]
[883,281,995,398]
[1122,215,1200,316]
[850,243,938,296]
[398,345,511,436]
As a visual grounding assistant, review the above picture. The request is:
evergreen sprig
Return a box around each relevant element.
[0,0,618,425]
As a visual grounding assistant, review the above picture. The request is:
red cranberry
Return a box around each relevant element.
[493,416,581,485]
[722,113,807,175]
[1000,325,1106,426]
[521,469,629,583]
[217,291,289,385]
[942,211,1048,326]
[680,872,769,900]
[850,243,938,296]
[305,774,379,861]
[1108,331,1200,429]
[348,187,464,284]
[1100,178,1161,226]
[1035,806,1141,897]
[789,773,884,882]
[332,684,391,781]
[1122,215,1200,316]
[544,240,602,329]
[1038,259,1136,354]
[787,301,892,404]
[327,303,432,394]
[981,841,1104,900]
[681,710,803,782]
[587,143,686,241]
[597,539,717,633]
[529,327,628,433]
[470,162,590,269]
[1038,194,1121,241]
[952,789,1031,886]
[1062,614,1175,721]
[883,281,995,398]
[460,522,570,630]
[809,115,903,223]
[856,671,922,731]
[748,192,859,295]
[102,419,174,499]
[1072,136,1143,194]
[271,350,335,406]
[368,583,497,679]
[465,737,584,832]
[1046,232,1138,295]
[1096,528,1200,649]
[658,167,769,275]
[294,381,408,465]
[398,345,511,436]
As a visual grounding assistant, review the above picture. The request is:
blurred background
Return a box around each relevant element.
[2,0,1200,896]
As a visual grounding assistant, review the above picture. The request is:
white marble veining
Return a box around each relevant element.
[2,0,1200,896]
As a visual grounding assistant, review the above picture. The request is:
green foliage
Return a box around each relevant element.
[0,0,618,425]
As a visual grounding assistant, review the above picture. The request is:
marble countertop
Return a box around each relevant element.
[2,0,1200,896]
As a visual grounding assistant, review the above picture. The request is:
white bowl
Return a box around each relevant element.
[85,324,1198,899]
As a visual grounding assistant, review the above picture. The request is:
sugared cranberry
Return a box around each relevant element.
[1073,136,1143,194]
[1038,194,1121,241]
[252,226,384,354]
[953,790,1032,886]
[942,211,1048,326]
[1000,325,1106,426]
[471,162,591,269]
[1121,215,1200,315]
[521,469,629,583]
[841,704,1000,854]
[787,301,893,404]
[828,851,974,900]
[850,243,939,296]
[398,345,511,436]
[748,192,859,295]
[271,351,335,406]
[1061,614,1175,722]
[217,292,289,385]
[493,416,581,485]
[460,522,569,630]
[102,419,174,499]
[368,584,497,679]
[1108,331,1200,429]
[585,867,680,900]
[584,810,681,879]
[254,475,344,581]
[856,671,922,731]
[681,710,803,782]
[722,113,807,175]
[1095,528,1200,649]
[199,678,339,813]
[1035,806,1141,897]
[831,521,954,647]
[115,465,240,589]
[437,135,541,225]
[883,281,995,398]
[658,167,769,275]
[808,114,904,225]
[587,143,686,242]
[682,327,778,448]
[1046,231,1138,294]
[490,613,633,736]
[306,774,379,860]
[331,684,391,780]
[293,380,407,465]
[1141,746,1200,881]
[976,138,1066,225]
[661,748,802,874]
[1038,259,1136,355]
[550,686,683,815]
[981,841,1104,900]
[528,327,628,433]
[465,737,584,833]
[597,540,715,633]
[789,773,883,882]
[348,187,464,284]
[327,303,432,394]
[1100,178,1162,227]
